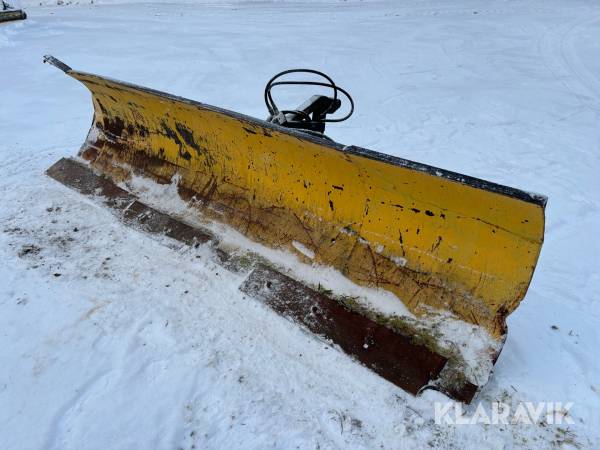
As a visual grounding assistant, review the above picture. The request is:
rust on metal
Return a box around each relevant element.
[240,263,448,396]
[46,157,480,402]
[44,62,546,340]
[46,158,213,246]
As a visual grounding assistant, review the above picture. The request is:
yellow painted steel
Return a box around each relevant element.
[68,71,545,338]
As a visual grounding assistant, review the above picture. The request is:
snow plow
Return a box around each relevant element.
[0,1,26,22]
[44,56,546,403]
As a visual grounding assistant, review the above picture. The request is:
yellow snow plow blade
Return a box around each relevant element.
[44,56,545,339]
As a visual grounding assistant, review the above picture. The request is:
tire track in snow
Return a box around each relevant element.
[560,14,600,106]
[538,11,600,112]
[43,369,115,450]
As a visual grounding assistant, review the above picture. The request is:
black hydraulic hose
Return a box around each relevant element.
[264,69,354,124]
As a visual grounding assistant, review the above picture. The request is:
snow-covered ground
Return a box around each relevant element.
[2,1,600,448]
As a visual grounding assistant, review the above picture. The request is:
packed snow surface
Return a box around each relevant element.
[2,1,600,448]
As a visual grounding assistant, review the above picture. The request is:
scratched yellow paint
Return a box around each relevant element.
[69,71,545,337]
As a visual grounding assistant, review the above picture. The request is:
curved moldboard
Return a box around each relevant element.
[44,56,546,339]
